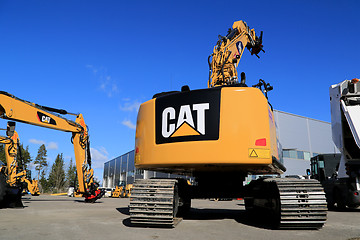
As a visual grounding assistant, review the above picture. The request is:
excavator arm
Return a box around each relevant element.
[0,122,40,196]
[0,91,103,202]
[208,20,264,88]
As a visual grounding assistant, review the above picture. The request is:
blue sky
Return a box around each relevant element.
[0,1,359,184]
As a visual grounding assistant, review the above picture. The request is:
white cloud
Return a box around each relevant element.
[99,146,108,156]
[122,120,136,130]
[47,142,58,150]
[29,139,46,145]
[119,100,141,112]
[29,139,59,151]
[86,65,118,98]
[90,147,109,169]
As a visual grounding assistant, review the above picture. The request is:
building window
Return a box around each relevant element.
[297,151,304,159]
[289,150,297,159]
[304,152,311,161]
[283,150,312,160]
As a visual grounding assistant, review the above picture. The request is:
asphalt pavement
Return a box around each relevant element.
[0,195,359,240]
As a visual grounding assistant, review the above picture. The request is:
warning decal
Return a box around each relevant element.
[248,148,271,159]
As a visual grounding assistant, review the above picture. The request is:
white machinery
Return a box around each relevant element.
[328,79,360,208]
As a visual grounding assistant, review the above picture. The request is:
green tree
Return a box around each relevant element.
[48,153,66,193]
[66,158,77,188]
[16,143,32,172]
[34,144,48,180]
[39,169,49,193]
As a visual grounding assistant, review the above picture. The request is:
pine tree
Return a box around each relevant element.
[34,144,48,180]
[39,169,49,193]
[48,153,66,193]
[66,158,77,188]
[16,143,32,171]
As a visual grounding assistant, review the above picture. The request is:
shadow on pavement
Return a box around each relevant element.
[328,207,360,213]
[116,207,129,215]
[116,205,278,230]
[73,199,104,204]
[185,208,276,230]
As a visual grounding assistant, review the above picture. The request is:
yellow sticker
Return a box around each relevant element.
[135,154,140,164]
[248,148,270,159]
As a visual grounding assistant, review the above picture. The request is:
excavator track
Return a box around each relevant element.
[129,179,180,227]
[267,178,327,229]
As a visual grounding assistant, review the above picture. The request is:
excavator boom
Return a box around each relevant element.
[0,91,104,203]
[208,20,264,88]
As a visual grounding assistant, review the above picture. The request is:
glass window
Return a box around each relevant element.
[312,152,319,157]
[282,150,290,158]
[304,152,311,161]
[128,150,135,172]
[318,160,324,168]
[289,150,297,159]
[121,154,128,173]
[109,160,115,177]
[103,162,109,179]
[297,151,304,159]
[115,157,121,184]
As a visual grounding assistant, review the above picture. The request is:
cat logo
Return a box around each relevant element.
[236,41,243,55]
[37,112,57,125]
[42,116,51,123]
[155,88,221,144]
[162,103,209,138]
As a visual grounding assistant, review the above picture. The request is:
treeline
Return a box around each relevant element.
[0,143,77,194]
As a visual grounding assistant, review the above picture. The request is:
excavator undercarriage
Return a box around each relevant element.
[130,176,327,229]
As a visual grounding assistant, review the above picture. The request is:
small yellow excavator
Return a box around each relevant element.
[111,185,123,198]
[112,184,133,198]
[0,122,40,207]
[0,92,104,207]
[130,20,327,229]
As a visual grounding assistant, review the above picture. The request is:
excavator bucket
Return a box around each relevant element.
[1,186,24,208]
[0,172,23,208]
[84,188,105,203]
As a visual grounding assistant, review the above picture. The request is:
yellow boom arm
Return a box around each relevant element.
[208,20,264,88]
[0,91,98,199]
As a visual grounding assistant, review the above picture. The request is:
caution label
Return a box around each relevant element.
[248,148,271,159]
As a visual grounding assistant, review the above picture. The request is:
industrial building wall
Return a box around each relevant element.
[274,110,339,176]
[103,150,189,188]
[103,150,135,188]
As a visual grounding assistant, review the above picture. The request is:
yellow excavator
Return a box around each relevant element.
[0,122,40,207]
[112,184,133,198]
[111,185,123,198]
[129,20,327,229]
[0,92,104,207]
